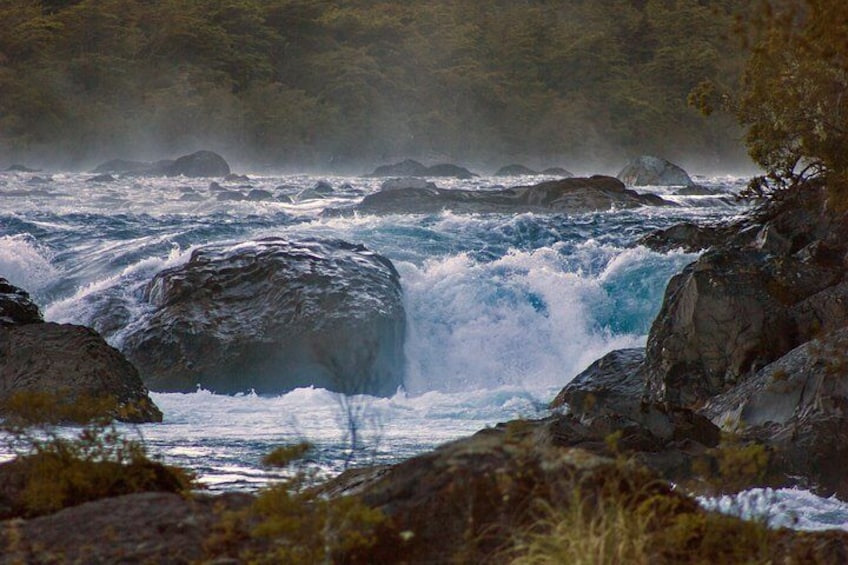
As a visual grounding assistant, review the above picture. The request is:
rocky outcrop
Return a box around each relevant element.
[645,184,848,407]
[618,155,694,186]
[367,159,476,179]
[92,151,231,177]
[332,175,671,216]
[164,150,230,177]
[380,177,436,191]
[636,221,739,253]
[0,278,42,325]
[0,279,161,424]
[541,166,574,176]
[121,237,406,396]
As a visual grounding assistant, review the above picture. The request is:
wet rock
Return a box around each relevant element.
[224,173,250,182]
[636,221,737,253]
[179,192,205,202]
[380,177,436,191]
[0,278,42,326]
[296,181,334,200]
[701,328,848,497]
[334,175,671,216]
[215,190,246,201]
[424,163,475,179]
[164,150,230,178]
[121,237,406,396]
[246,189,273,201]
[618,155,694,186]
[0,322,162,423]
[368,159,429,177]
[550,348,647,416]
[494,164,538,176]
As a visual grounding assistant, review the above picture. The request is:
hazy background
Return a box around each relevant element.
[0,0,749,174]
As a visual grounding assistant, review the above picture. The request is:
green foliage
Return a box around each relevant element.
[261,441,312,468]
[733,1,848,200]
[0,0,747,167]
[3,422,195,518]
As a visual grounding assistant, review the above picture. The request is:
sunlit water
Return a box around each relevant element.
[1,168,846,530]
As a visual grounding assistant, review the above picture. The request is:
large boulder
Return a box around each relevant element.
[702,328,848,498]
[332,175,671,216]
[164,150,230,177]
[618,155,694,186]
[121,237,406,396]
[0,278,161,423]
[0,322,162,423]
[644,184,848,407]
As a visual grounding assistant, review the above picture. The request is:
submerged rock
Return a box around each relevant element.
[122,237,406,396]
[618,155,694,186]
[380,177,436,191]
[332,175,670,216]
[541,166,574,176]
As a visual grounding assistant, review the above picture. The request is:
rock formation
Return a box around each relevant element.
[121,238,406,396]
[331,175,671,216]
[0,278,161,424]
[618,155,695,186]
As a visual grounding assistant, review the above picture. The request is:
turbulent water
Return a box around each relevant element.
[1,168,846,531]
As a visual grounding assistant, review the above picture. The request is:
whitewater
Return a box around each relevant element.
[1,168,846,531]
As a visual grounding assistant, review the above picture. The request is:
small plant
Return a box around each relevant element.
[1,391,195,519]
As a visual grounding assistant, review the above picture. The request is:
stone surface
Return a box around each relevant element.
[121,237,406,396]
[367,159,475,179]
[494,164,537,176]
[617,155,694,186]
[165,150,230,177]
[332,175,671,216]
[0,323,162,423]
[0,278,42,326]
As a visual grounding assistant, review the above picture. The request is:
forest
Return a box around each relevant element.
[0,0,747,172]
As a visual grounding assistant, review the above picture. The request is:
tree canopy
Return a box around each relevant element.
[0,0,747,171]
[732,0,848,196]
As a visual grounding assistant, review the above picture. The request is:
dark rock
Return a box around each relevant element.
[618,155,694,186]
[0,492,253,563]
[551,348,647,416]
[296,181,334,200]
[216,190,246,201]
[0,322,162,423]
[541,166,574,177]
[380,177,436,191]
[25,176,50,185]
[208,181,225,192]
[246,189,273,201]
[644,185,848,407]
[494,164,538,176]
[425,163,476,179]
[86,173,116,183]
[701,328,848,497]
[277,194,294,203]
[5,164,40,173]
[636,221,736,253]
[164,150,230,178]
[368,159,429,177]
[0,278,42,326]
[179,192,205,202]
[224,173,250,182]
[121,237,406,396]
[673,184,720,196]
[334,175,671,216]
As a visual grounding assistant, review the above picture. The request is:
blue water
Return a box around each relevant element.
[1,169,846,530]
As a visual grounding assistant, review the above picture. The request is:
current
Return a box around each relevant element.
[0,168,846,531]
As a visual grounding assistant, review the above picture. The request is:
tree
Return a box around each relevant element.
[735,0,848,197]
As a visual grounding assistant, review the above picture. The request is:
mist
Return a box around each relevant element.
[1,1,749,177]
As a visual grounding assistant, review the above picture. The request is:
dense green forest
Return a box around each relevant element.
[0,0,747,172]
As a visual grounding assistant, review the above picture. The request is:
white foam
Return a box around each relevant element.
[0,234,59,298]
